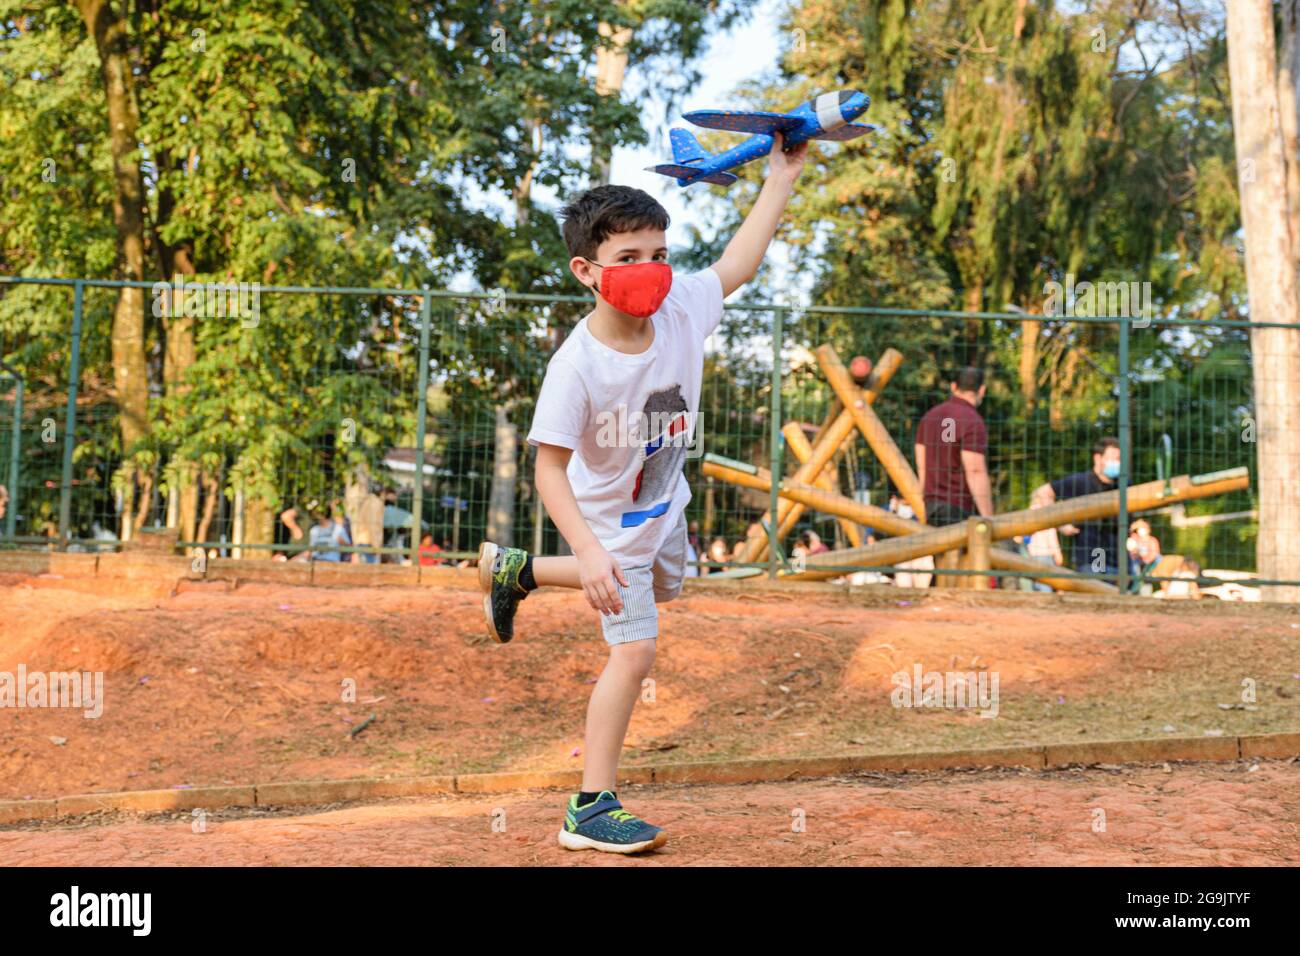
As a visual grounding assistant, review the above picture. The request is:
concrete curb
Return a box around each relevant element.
[3,732,1296,826]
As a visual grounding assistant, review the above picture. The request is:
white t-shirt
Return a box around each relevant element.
[527,267,724,567]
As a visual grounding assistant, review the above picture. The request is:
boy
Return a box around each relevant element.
[477,134,807,854]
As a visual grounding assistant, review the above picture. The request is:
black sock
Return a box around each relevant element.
[578,790,613,805]
[519,555,538,591]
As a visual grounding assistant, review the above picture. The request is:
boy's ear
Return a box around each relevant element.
[570,256,598,292]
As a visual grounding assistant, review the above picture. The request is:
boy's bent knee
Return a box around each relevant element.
[608,637,656,674]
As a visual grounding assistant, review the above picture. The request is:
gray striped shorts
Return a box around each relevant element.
[600,511,688,646]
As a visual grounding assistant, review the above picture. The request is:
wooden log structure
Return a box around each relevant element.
[741,348,904,564]
[782,468,1251,582]
[816,343,926,522]
[781,422,862,549]
[702,456,922,539]
[700,454,1172,593]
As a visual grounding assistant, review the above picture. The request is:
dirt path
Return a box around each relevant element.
[3,572,1300,801]
[4,762,1296,866]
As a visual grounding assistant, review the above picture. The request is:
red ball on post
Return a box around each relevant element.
[849,355,872,383]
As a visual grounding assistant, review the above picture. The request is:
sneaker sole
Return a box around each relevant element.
[477,541,507,643]
[557,828,667,854]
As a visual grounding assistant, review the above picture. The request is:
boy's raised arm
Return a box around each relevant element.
[711,131,808,298]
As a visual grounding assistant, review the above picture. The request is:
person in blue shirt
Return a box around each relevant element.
[1031,436,1122,578]
[308,506,350,561]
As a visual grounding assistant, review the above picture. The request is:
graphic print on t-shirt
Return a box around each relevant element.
[622,384,689,528]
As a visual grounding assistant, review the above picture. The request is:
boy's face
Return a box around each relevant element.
[570,226,668,299]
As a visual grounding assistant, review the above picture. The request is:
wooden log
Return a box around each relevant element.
[742,348,904,563]
[702,457,922,538]
[816,343,926,521]
[966,517,991,590]
[784,468,1250,581]
[987,547,1117,594]
[781,422,862,548]
[701,456,1135,594]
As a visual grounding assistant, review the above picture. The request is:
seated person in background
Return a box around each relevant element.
[308,507,350,562]
[684,535,700,577]
[799,529,830,555]
[1031,437,1122,578]
[418,533,444,566]
[279,501,311,560]
[707,537,730,574]
[1021,486,1063,593]
[1127,519,1162,589]
[1159,558,1202,600]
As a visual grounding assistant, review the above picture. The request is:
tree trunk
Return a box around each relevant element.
[592,19,634,184]
[1019,319,1040,409]
[77,0,149,539]
[1226,0,1300,601]
[243,495,275,560]
[195,471,220,546]
[161,240,199,540]
[487,403,518,547]
[1279,0,1300,274]
[962,276,983,346]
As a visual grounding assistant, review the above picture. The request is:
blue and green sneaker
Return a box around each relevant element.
[557,791,667,854]
[477,541,530,643]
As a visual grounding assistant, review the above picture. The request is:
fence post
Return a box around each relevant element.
[1117,314,1130,594]
[58,280,84,548]
[766,306,785,580]
[411,290,432,564]
[2,364,21,540]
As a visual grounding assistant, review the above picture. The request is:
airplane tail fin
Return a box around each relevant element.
[669,128,708,165]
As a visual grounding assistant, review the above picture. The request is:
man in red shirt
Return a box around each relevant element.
[914,367,993,526]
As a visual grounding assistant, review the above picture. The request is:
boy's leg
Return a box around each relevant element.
[560,565,667,853]
[530,555,581,588]
[581,636,656,792]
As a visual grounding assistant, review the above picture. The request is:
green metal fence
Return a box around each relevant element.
[0,274,1284,595]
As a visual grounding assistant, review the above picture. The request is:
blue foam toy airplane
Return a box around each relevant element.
[645,90,874,187]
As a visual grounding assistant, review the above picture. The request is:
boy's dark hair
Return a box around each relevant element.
[1092,436,1120,458]
[558,185,670,260]
[952,366,985,392]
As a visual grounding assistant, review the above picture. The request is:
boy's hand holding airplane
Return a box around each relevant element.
[766,130,809,183]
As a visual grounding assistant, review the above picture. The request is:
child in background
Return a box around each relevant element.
[1024,487,1063,592]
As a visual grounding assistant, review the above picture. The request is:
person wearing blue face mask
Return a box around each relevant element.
[1030,437,1122,580]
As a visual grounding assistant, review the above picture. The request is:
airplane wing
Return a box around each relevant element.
[644,163,739,187]
[682,109,804,135]
[810,122,877,141]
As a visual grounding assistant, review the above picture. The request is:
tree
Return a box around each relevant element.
[1225,0,1300,600]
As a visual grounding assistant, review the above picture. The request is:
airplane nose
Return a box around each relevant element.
[838,90,869,119]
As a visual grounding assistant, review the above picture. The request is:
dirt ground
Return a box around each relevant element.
[3,761,1296,865]
[3,570,1300,805]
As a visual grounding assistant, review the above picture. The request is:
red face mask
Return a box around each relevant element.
[583,259,673,317]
